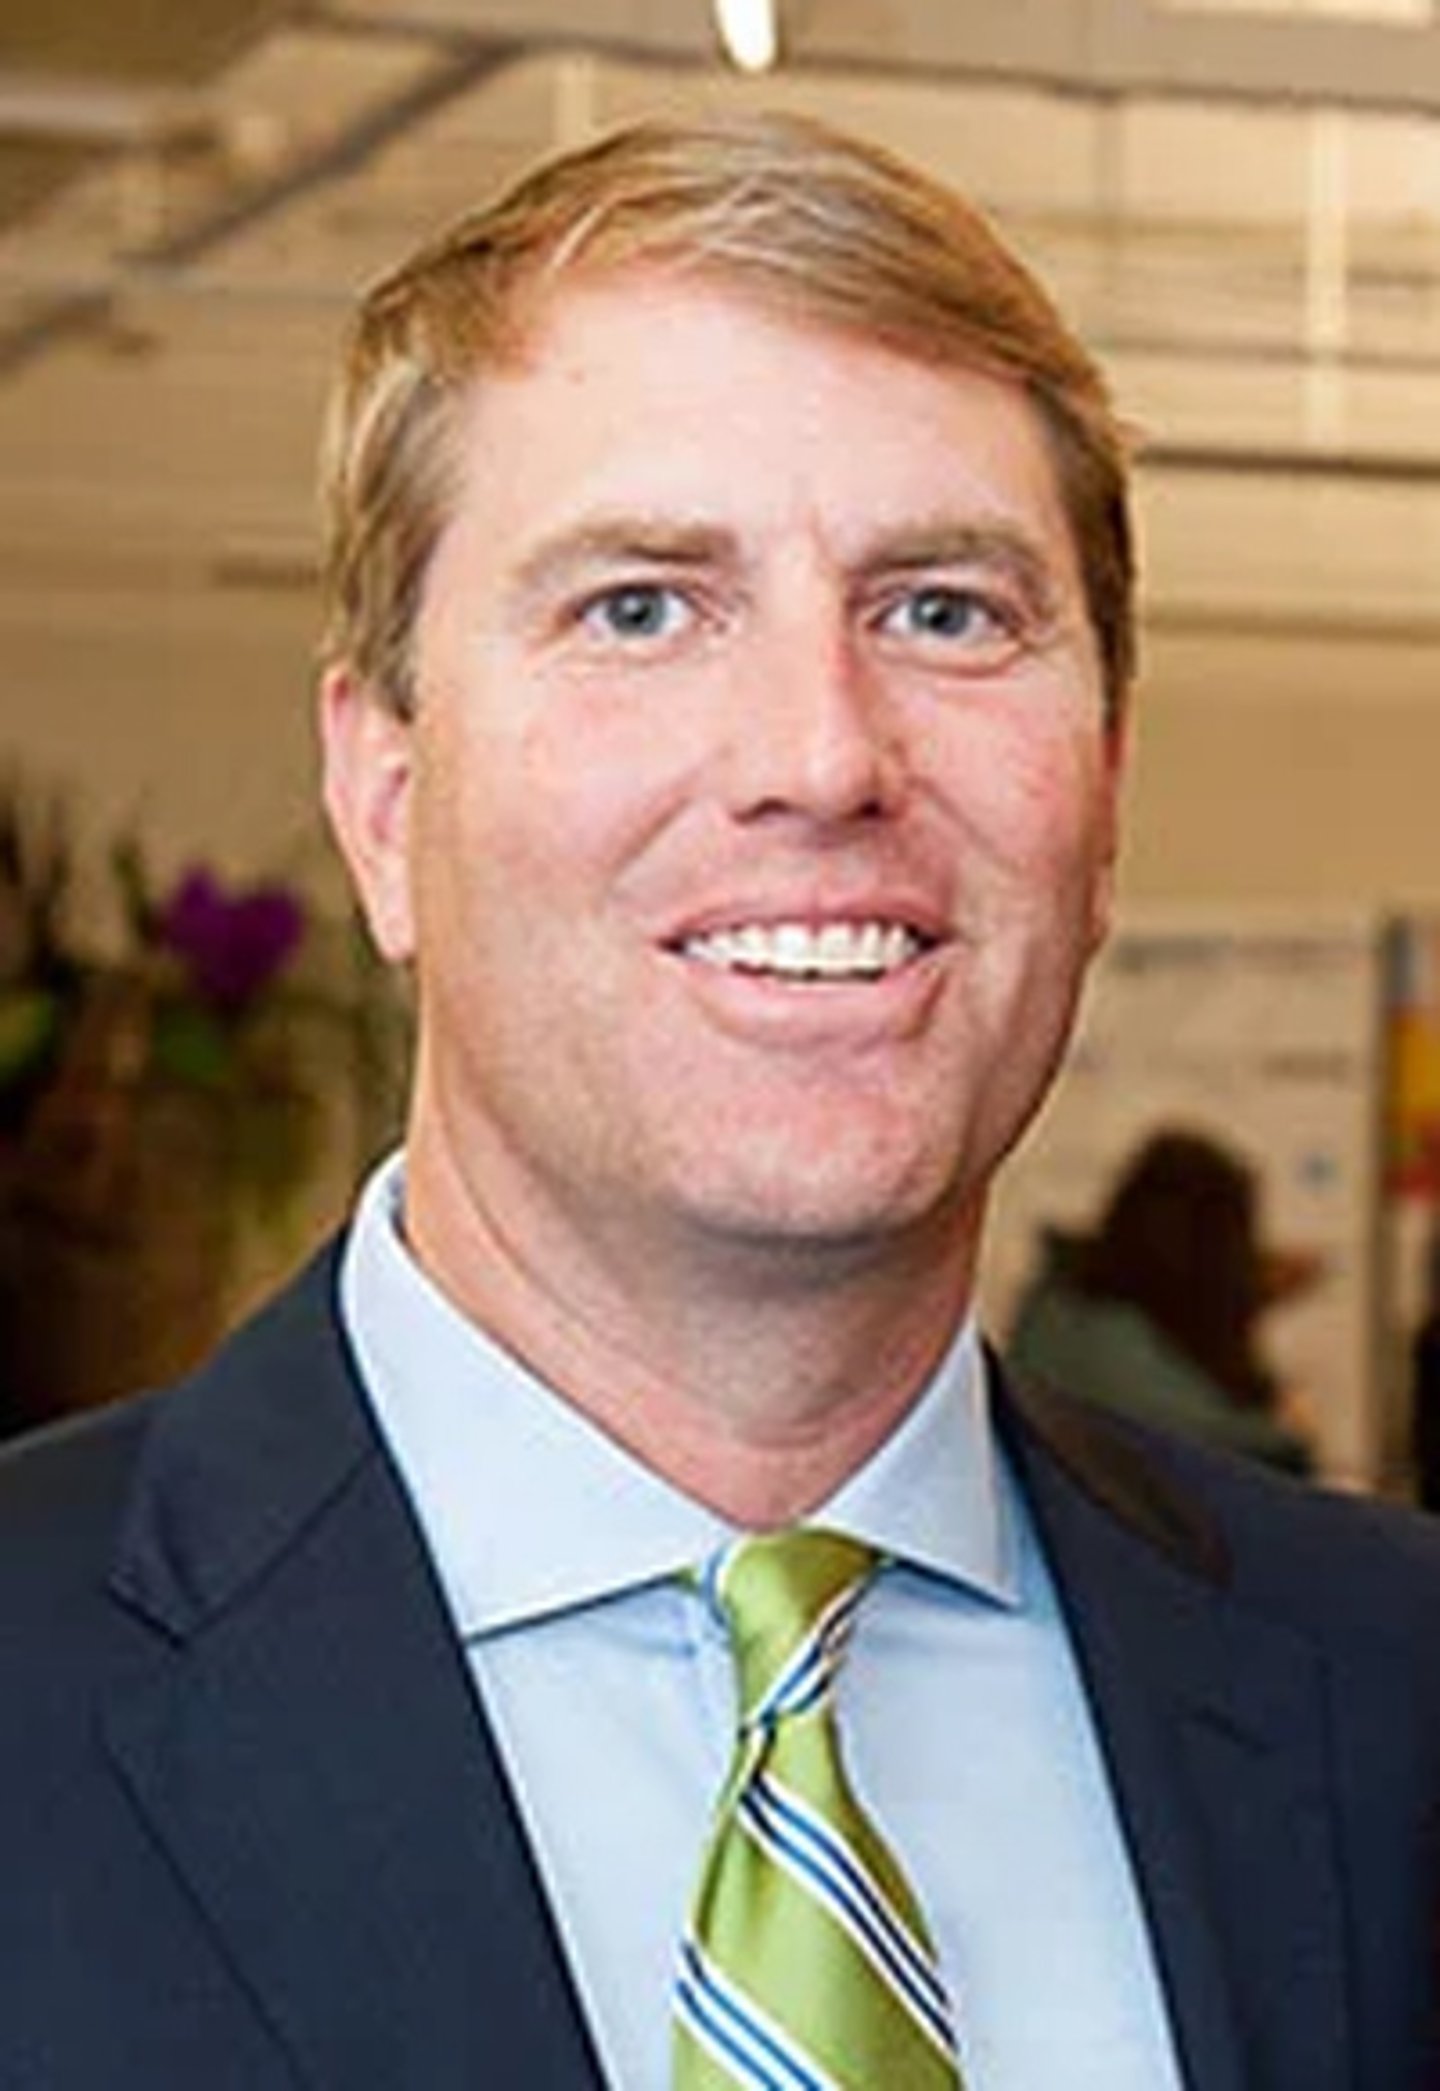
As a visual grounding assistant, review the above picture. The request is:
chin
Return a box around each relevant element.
[661,1141,972,1260]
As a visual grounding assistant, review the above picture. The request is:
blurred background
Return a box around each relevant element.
[4,0,1440,1490]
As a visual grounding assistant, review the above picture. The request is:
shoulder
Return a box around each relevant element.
[0,1386,159,1599]
[0,1239,353,1608]
[1001,1361,1440,1645]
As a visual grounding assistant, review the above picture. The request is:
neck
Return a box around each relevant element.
[401,1131,981,1527]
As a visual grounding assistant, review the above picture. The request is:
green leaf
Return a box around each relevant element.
[0,988,60,1086]
[150,999,234,1088]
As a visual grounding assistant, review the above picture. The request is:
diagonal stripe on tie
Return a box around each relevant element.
[738,1770,955,2054]
[674,1529,965,2091]
[676,1937,846,2091]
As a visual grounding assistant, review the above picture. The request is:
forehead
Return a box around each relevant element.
[438,269,1081,581]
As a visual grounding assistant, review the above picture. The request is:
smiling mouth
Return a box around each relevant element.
[677,919,932,981]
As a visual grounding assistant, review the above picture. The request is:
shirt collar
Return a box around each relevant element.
[341,1152,1020,1639]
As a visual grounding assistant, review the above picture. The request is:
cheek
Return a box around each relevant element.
[497,682,708,887]
[409,700,678,960]
[947,711,1111,891]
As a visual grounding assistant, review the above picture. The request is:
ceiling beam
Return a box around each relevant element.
[318,0,1440,116]
[0,36,522,377]
[0,70,211,148]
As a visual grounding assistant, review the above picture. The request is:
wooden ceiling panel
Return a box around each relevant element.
[0,0,289,87]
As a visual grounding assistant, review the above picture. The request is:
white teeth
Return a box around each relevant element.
[772,923,812,971]
[683,919,923,979]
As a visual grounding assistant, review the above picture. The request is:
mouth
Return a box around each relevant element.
[674,918,934,982]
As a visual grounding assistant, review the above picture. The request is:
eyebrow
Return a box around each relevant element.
[853,520,1063,623]
[504,515,741,611]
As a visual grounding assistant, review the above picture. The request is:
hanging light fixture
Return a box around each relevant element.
[713,0,780,74]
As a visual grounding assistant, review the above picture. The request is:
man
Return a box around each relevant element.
[1,113,1437,2090]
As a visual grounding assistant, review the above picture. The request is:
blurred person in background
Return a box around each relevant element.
[1008,1127,1320,1474]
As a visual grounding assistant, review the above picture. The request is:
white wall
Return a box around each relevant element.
[1124,625,1440,910]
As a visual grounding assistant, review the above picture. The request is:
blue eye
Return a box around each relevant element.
[581,584,690,641]
[885,587,1003,642]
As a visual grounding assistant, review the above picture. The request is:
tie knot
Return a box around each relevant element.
[703,1527,878,1732]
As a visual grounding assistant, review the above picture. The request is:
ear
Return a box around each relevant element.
[319,665,417,963]
[1087,707,1131,954]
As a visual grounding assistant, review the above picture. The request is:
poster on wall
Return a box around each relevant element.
[980,912,1385,1489]
[1388,918,1440,1206]
[1381,918,1440,1507]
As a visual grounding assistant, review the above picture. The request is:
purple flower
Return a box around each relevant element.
[156,866,305,1012]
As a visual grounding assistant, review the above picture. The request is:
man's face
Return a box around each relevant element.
[326,270,1125,1282]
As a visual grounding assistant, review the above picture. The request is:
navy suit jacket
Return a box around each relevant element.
[2,1241,1439,2088]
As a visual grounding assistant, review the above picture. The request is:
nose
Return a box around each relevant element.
[719,614,906,828]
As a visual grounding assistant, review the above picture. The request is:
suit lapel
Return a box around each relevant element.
[1000,1370,1351,2091]
[98,1249,605,2090]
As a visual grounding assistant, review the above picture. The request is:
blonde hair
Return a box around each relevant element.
[318,111,1134,721]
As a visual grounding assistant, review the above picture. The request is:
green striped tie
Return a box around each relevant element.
[674,1528,963,2091]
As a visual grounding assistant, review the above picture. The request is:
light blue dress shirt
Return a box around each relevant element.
[341,1155,1184,2090]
